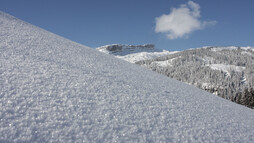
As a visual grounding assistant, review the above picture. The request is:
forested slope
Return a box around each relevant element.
[136,47,254,108]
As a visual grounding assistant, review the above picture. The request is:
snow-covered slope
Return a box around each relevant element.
[207,64,246,77]
[1,11,254,142]
[97,44,157,56]
[99,44,253,106]
[97,44,175,63]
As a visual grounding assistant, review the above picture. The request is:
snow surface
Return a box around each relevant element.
[1,11,254,142]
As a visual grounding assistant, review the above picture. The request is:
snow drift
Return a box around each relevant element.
[1,11,254,142]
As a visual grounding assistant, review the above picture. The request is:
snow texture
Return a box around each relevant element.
[1,11,254,142]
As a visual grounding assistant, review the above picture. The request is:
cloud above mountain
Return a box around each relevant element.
[155,1,217,39]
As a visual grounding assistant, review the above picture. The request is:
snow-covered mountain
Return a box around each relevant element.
[1,11,254,142]
[97,45,254,108]
[97,44,175,63]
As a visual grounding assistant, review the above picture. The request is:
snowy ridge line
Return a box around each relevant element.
[97,44,177,63]
[97,44,157,56]
[202,46,254,52]
[1,11,254,142]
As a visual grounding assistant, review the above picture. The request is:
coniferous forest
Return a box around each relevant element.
[136,47,254,108]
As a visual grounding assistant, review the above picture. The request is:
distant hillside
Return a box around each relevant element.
[98,45,254,108]
[97,44,175,63]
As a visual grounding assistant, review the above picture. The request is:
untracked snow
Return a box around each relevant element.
[1,11,254,142]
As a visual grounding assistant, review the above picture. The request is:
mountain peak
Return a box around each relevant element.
[97,44,159,56]
[97,44,175,63]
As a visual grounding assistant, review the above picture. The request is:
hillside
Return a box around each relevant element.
[97,44,175,63]
[137,46,254,108]
[98,45,254,108]
[1,11,254,142]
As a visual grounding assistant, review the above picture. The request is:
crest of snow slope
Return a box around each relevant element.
[1,11,254,142]
[97,44,176,63]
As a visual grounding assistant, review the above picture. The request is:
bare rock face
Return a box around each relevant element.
[106,44,123,51]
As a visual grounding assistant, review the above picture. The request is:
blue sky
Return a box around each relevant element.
[1,0,254,51]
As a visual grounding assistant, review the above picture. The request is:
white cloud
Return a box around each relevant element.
[155,1,217,39]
